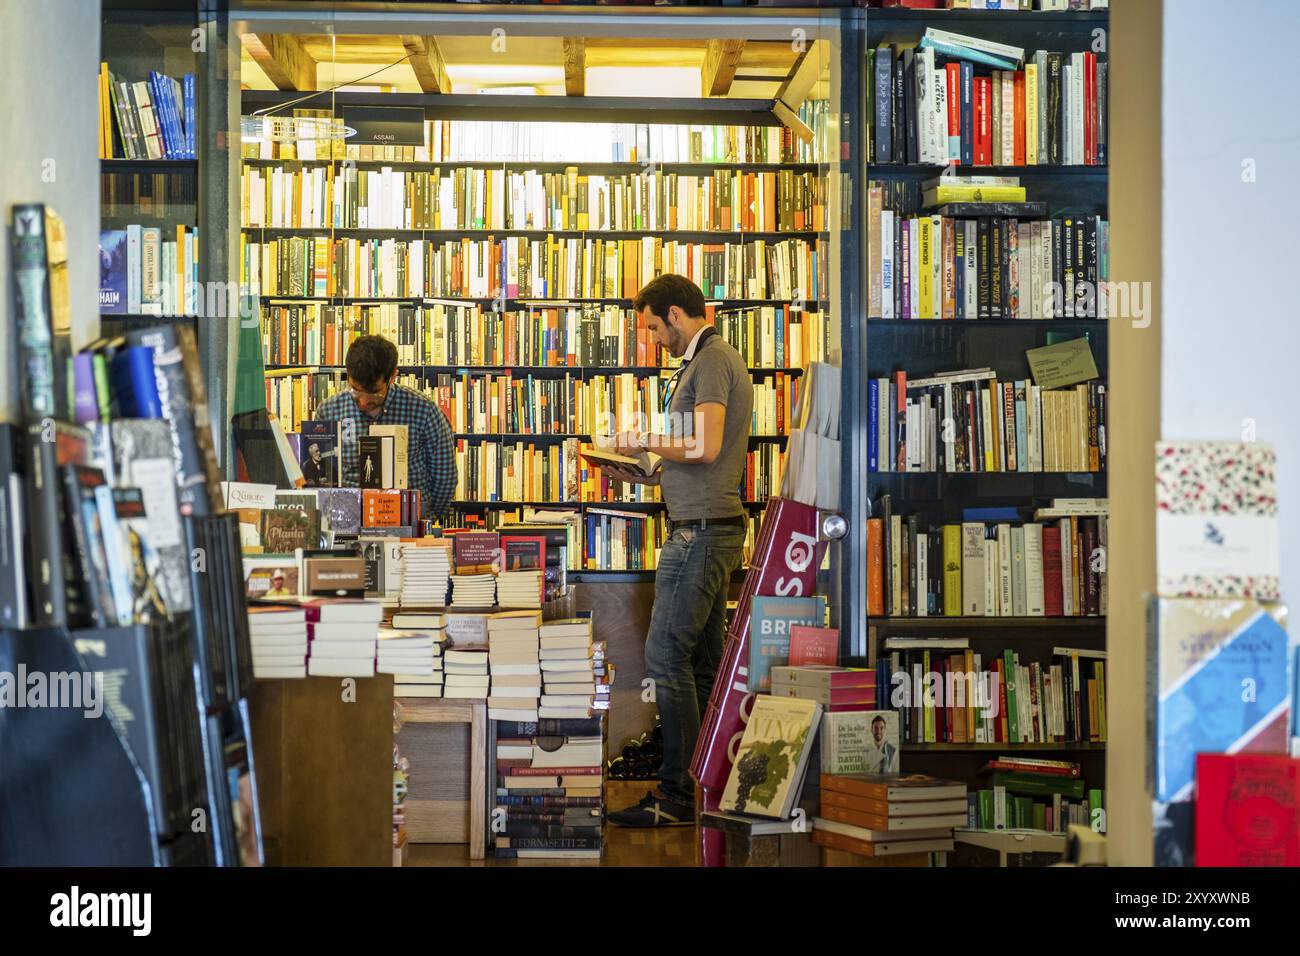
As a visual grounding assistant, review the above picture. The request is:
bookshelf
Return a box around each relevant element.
[861,7,1110,822]
[242,95,834,581]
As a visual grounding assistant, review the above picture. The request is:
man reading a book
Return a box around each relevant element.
[606,274,752,828]
[317,335,455,522]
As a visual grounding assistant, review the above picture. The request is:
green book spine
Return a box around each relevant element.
[991,770,1086,800]
[1032,802,1047,832]
[1003,648,1019,743]
[978,789,994,829]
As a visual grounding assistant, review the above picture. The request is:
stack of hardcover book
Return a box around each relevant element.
[493,715,606,860]
[487,611,542,720]
[812,773,967,858]
[248,605,308,679]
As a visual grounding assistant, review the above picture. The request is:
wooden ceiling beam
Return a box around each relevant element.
[563,37,586,97]
[774,39,826,113]
[701,39,746,97]
[242,33,316,92]
[401,35,451,94]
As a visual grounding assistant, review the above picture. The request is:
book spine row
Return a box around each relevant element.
[866,204,1109,320]
[867,514,1108,618]
[883,648,1107,745]
[243,165,827,234]
[99,64,197,160]
[98,224,201,316]
[869,375,1106,473]
[258,301,828,371]
[869,46,1106,167]
[244,110,827,165]
[967,788,1104,834]
[241,235,827,303]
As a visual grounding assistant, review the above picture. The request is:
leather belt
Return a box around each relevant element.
[668,514,747,532]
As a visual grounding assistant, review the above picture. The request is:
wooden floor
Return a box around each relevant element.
[404,781,698,868]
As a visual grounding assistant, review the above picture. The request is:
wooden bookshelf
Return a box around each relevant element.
[872,616,1104,629]
[902,742,1106,753]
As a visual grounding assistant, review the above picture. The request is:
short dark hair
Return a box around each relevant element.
[345,335,398,390]
[872,715,886,727]
[633,274,705,321]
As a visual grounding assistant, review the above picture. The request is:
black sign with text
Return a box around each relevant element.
[342,106,425,146]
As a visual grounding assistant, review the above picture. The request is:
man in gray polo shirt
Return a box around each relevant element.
[605,274,752,827]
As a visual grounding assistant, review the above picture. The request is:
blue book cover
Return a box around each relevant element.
[748,594,827,693]
[960,61,974,167]
[147,73,174,158]
[110,346,163,418]
[98,229,128,314]
[867,378,878,472]
[919,37,1019,73]
[1155,599,1290,803]
[775,310,785,368]
[183,74,196,159]
[158,72,183,159]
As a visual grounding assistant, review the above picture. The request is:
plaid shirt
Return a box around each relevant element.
[317,383,456,521]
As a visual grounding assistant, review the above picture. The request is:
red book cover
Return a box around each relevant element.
[788,626,839,668]
[996,659,1009,742]
[775,371,786,433]
[945,61,962,158]
[1196,754,1300,867]
[362,489,403,527]
[1013,70,1026,167]
[975,77,991,166]
[508,766,602,777]
[1042,525,1064,616]
[867,518,884,616]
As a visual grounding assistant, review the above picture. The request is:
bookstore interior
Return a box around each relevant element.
[2,0,1299,889]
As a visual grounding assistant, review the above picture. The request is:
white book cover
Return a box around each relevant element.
[963,220,978,318]
[930,214,943,320]
[1000,71,1015,166]
[881,210,894,319]
[916,533,929,617]
[983,539,997,617]
[996,524,1013,616]
[1024,523,1046,616]
[1011,525,1027,616]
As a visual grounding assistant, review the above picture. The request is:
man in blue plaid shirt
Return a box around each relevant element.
[317,335,456,522]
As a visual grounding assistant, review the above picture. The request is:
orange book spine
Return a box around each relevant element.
[867,518,884,616]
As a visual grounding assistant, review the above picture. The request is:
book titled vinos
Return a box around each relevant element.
[719,695,822,819]
[748,594,827,693]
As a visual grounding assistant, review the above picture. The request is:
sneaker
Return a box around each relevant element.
[607,791,695,828]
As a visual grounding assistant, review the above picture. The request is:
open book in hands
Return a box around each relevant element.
[579,445,663,478]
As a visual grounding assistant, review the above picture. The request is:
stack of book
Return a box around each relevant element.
[390,609,448,698]
[812,773,967,858]
[97,225,201,317]
[451,573,496,608]
[487,611,543,721]
[399,540,452,608]
[248,605,307,679]
[540,619,608,719]
[493,715,607,860]
[442,647,490,699]
[377,628,442,679]
[496,569,543,609]
[302,598,382,677]
[771,665,878,711]
[968,757,1102,832]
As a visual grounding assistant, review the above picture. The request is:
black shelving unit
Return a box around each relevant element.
[861,7,1111,805]
[243,227,820,241]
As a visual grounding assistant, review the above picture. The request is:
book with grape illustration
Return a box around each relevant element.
[719,696,822,819]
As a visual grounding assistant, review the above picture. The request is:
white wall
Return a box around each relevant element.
[0,0,101,422]
[1162,0,1300,603]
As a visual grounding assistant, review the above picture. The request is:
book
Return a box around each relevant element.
[820,711,900,775]
[719,695,822,819]
[821,772,966,803]
[1153,598,1290,804]
[788,625,840,667]
[748,594,827,693]
[298,420,341,487]
[578,445,662,478]
[10,205,63,419]
[1155,442,1279,601]
[1195,754,1300,867]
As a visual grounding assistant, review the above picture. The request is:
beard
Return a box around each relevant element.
[667,324,690,357]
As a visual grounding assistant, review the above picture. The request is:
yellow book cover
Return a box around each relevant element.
[1025,63,1039,166]
[924,185,1029,204]
[918,217,933,320]
[965,648,977,742]
[942,525,963,616]
[718,695,821,818]
[922,649,935,742]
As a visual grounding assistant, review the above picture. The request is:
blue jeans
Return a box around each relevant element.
[644,523,746,804]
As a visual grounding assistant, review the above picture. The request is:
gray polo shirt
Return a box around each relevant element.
[659,331,753,520]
